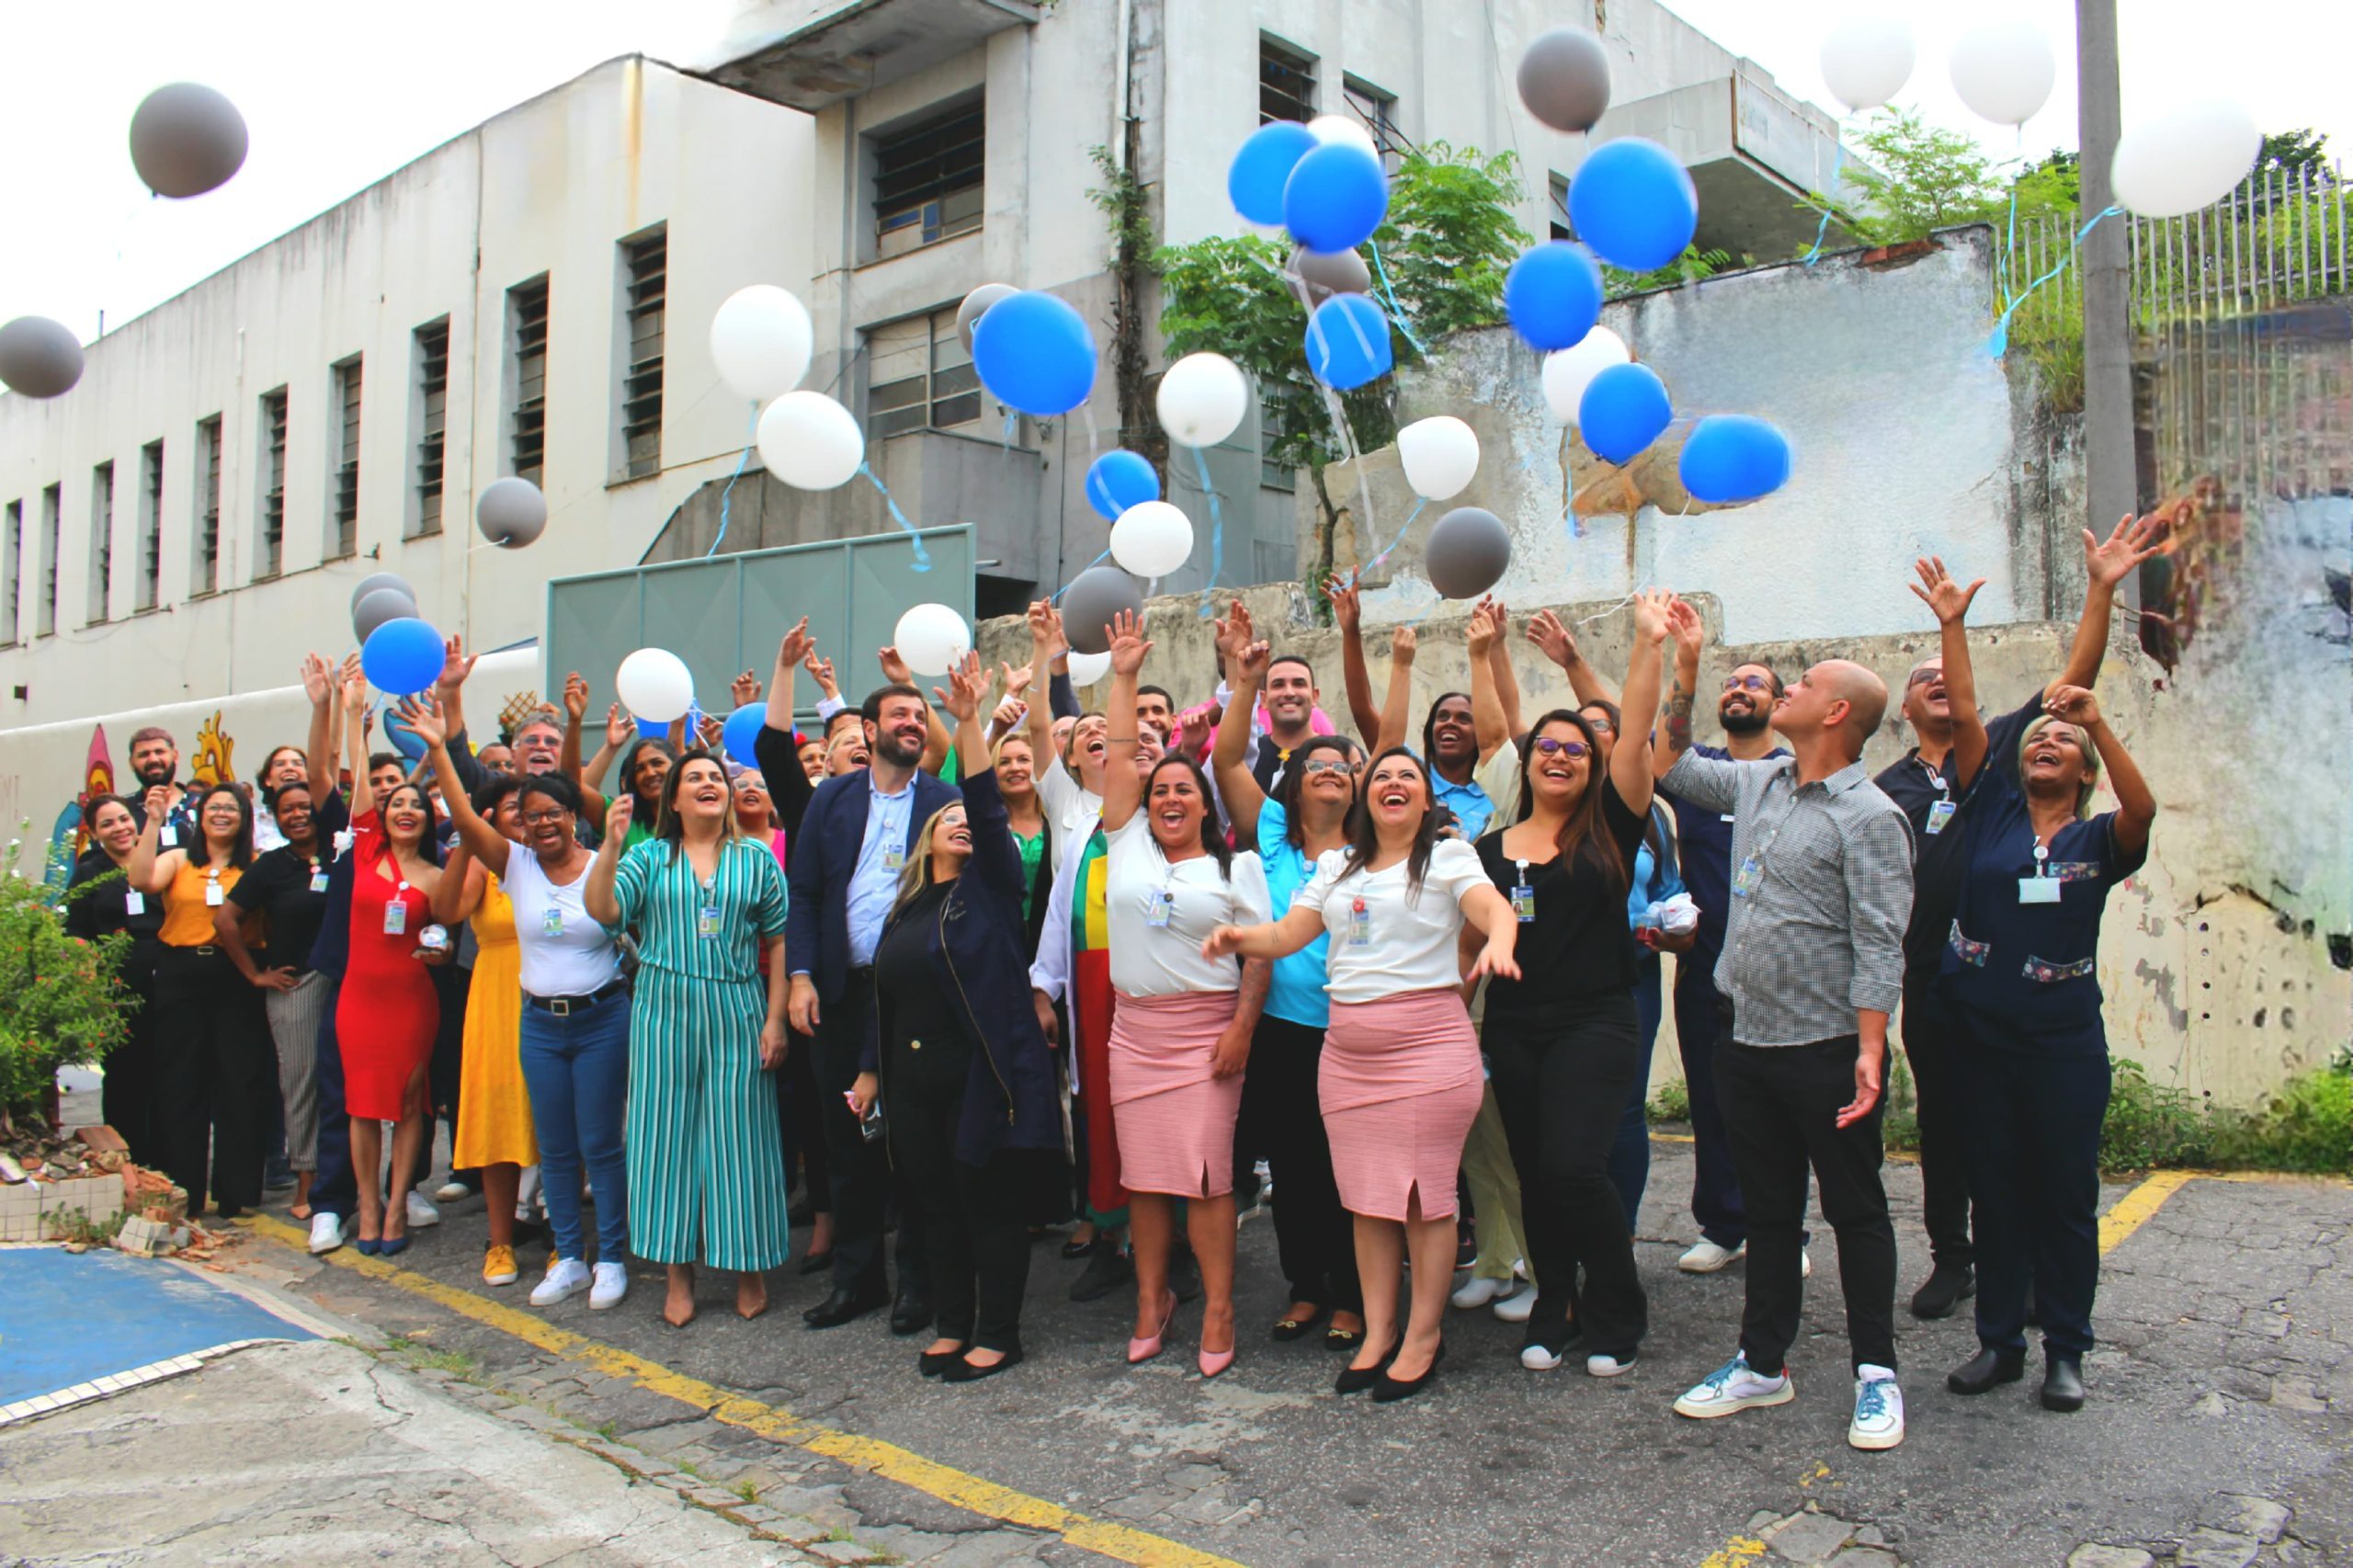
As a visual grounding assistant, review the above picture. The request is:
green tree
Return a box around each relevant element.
[1367,142,1532,340]
[2253,128,2328,177]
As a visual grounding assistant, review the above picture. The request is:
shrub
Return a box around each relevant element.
[0,863,135,1119]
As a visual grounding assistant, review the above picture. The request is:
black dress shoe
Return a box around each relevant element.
[797,1250,834,1278]
[1069,1244,1134,1303]
[943,1346,1025,1383]
[919,1346,965,1378]
[1909,1261,1977,1320]
[1371,1340,1446,1403]
[2040,1358,2086,1413]
[1269,1306,1325,1343]
[802,1284,887,1329]
[891,1291,935,1336]
[1946,1346,2026,1395]
[1169,1249,1203,1304]
[1335,1340,1400,1396]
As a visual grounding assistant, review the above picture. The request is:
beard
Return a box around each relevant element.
[873,732,924,768]
[132,759,176,786]
[1720,706,1772,735]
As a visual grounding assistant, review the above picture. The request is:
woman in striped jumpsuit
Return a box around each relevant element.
[586,749,793,1326]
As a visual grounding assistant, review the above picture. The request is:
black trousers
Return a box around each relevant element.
[1673,960,1747,1246]
[1900,975,1974,1267]
[807,968,926,1297]
[1239,1016,1362,1312]
[102,946,164,1165]
[777,1015,833,1214]
[1483,997,1649,1356]
[152,946,272,1216]
[1956,1028,2107,1361]
[1714,1037,1898,1376]
[889,1085,1030,1351]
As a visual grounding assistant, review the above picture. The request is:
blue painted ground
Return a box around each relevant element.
[0,1245,313,1405]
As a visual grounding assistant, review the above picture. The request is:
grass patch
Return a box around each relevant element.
[389,1339,483,1380]
[1646,1078,1689,1124]
[733,1479,759,1504]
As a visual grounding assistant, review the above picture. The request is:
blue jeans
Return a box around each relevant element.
[1607,959,1665,1233]
[311,981,354,1215]
[518,992,632,1263]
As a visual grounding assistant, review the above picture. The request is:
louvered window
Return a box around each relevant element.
[875,104,983,258]
[510,277,550,485]
[620,230,666,478]
[414,321,449,537]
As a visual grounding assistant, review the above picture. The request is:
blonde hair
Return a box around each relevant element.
[2019,716,2101,820]
[888,801,967,924]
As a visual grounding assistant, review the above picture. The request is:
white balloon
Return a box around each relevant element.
[1818,13,1915,114]
[1064,650,1112,687]
[1396,415,1481,502]
[1540,328,1631,424]
[1108,500,1195,577]
[892,603,972,676]
[710,285,813,403]
[1308,114,1381,161]
[616,648,695,724]
[756,392,866,490]
[1156,352,1250,448]
[2111,101,2263,219]
[1949,18,2054,127]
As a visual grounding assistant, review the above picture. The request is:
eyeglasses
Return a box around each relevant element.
[520,809,572,826]
[1530,737,1590,759]
[1905,668,1942,687]
[1722,675,1774,694]
[1300,757,1353,776]
[1582,718,1616,734]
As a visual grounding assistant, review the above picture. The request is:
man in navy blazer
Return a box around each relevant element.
[786,680,962,1332]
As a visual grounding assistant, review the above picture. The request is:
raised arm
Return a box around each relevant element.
[2047,686,2154,856]
[1022,599,1063,766]
[430,841,490,927]
[1097,610,1154,833]
[938,653,1026,901]
[1211,606,1273,844]
[1654,597,1705,782]
[1468,599,1509,765]
[579,701,628,793]
[1325,575,1383,744]
[583,793,634,928]
[1613,590,1671,815]
[405,698,512,876]
[301,653,338,801]
[1527,608,1620,707]
[1200,903,1325,961]
[2058,511,2165,696]
[1374,624,1417,756]
[342,664,377,819]
[1910,557,1990,790]
[127,786,182,895]
[1487,599,1526,742]
[756,620,818,840]
[432,635,492,798]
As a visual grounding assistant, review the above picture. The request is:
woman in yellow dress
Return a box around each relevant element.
[430,775,540,1286]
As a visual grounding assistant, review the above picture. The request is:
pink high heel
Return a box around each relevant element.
[1126,1290,1178,1365]
[1198,1345,1235,1379]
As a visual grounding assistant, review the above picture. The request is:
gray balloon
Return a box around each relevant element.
[0,316,85,399]
[1425,506,1513,600]
[349,571,414,616]
[1059,566,1146,655]
[956,283,1018,356]
[1518,28,1613,134]
[477,476,548,548]
[354,586,420,644]
[1296,247,1371,303]
[129,83,250,199]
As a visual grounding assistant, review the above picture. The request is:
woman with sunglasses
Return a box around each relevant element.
[1211,599,1367,1353]
[1474,590,1674,1378]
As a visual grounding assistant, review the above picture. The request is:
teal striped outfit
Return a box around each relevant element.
[609,835,793,1272]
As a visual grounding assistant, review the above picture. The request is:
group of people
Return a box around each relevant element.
[62,512,2164,1444]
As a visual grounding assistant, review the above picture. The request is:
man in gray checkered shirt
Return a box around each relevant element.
[1653,601,1915,1452]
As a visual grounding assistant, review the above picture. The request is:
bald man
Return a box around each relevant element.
[1654,624,1915,1452]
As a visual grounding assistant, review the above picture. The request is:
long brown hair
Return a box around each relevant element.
[653,749,741,862]
[1339,746,1444,895]
[1510,710,1629,894]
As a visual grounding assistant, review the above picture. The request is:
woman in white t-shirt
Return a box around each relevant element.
[1204,746,1520,1403]
[1097,611,1272,1380]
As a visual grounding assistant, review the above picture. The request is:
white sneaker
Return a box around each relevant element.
[589,1261,630,1310]
[1802,1247,1813,1279]
[307,1211,347,1255]
[1673,1353,1795,1419]
[1450,1275,1510,1310]
[405,1191,442,1228]
[1587,1350,1639,1378]
[434,1179,470,1203]
[1848,1367,1905,1450]
[1520,1342,1565,1371]
[531,1257,591,1307]
[1493,1286,1537,1324]
[1678,1238,1746,1273]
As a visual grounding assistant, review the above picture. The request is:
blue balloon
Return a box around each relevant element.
[1303,293,1393,391]
[1567,137,1698,273]
[1282,143,1389,256]
[1578,362,1673,464]
[1228,120,1320,225]
[378,702,427,762]
[722,703,767,769]
[1504,242,1605,350]
[1679,415,1791,503]
[971,290,1097,416]
[1086,449,1160,521]
[360,617,445,697]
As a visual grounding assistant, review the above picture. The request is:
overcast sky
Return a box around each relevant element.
[0,0,2342,345]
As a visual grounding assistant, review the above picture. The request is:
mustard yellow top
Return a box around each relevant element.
[160,857,252,948]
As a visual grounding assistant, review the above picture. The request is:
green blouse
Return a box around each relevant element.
[609,835,789,983]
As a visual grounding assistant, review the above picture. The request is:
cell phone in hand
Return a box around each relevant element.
[844,1089,885,1142]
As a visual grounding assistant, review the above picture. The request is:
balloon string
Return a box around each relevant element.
[1574,590,1640,628]
[704,402,758,559]
[1367,244,1428,358]
[1356,495,1427,582]
[1986,206,2122,358]
[1339,295,1379,365]
[1190,444,1224,619]
[857,460,933,573]
[1802,141,1845,267]
[1050,548,1112,604]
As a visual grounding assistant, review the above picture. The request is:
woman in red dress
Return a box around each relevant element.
[335,668,447,1255]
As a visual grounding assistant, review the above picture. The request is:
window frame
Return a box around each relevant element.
[256,388,289,583]
[135,440,163,613]
[1343,75,1404,172]
[871,99,985,260]
[86,460,114,626]
[864,306,983,440]
[507,275,551,487]
[193,415,222,595]
[410,320,449,539]
[1259,35,1318,125]
[617,227,667,481]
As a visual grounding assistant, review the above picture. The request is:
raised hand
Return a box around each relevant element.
[935,651,986,723]
[563,672,589,721]
[992,694,1029,733]
[1631,587,1676,645]
[878,645,914,686]
[2043,684,2103,728]
[604,791,636,840]
[2085,510,2165,589]
[1466,597,1500,658]
[1213,599,1256,662]
[778,616,814,671]
[1177,704,1215,757]
[399,694,448,749]
[1909,556,1986,625]
[339,655,369,714]
[730,669,763,709]
[301,653,333,707]
[1324,574,1362,635]
[1235,637,1271,683]
[143,784,175,824]
[1390,622,1417,665]
[802,650,839,699]
[604,702,631,749]
[1526,608,1577,669]
[1665,597,1706,659]
[695,713,725,751]
[1001,660,1035,699]
[1106,609,1153,676]
[433,635,477,701]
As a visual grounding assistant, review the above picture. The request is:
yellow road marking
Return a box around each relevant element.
[2097,1168,2197,1255]
[242,1214,1246,1568]
[1698,1537,1768,1568]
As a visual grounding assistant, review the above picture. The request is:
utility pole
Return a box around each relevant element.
[2075,0,2139,614]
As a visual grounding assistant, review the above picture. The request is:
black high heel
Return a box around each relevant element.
[1335,1339,1400,1395]
[1371,1339,1446,1403]
[1270,1305,1326,1343]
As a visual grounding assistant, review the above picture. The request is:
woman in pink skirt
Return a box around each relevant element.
[1098,611,1273,1378]
[1205,746,1520,1403]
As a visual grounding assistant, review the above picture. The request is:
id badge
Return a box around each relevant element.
[161,825,179,848]
[204,881,225,908]
[2018,877,2063,905]
[1732,855,1762,897]
[124,891,146,916]
[1510,885,1536,923]
[881,847,904,871]
[1926,799,1957,835]
[309,866,330,893]
[383,898,407,936]
[698,905,722,939]
[541,905,564,937]
[1347,898,1372,947]
[1144,889,1173,928]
